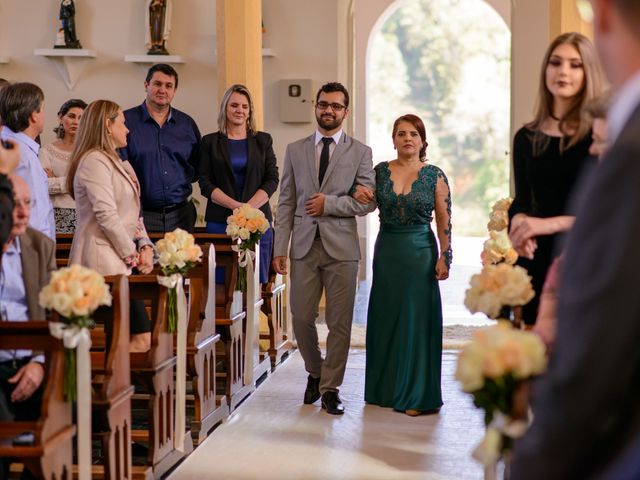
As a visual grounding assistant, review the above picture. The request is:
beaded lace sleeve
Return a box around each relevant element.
[434,170,452,268]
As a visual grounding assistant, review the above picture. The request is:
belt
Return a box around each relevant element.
[145,200,190,214]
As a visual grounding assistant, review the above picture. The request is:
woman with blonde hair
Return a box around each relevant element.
[67,100,154,352]
[197,84,278,283]
[508,32,606,326]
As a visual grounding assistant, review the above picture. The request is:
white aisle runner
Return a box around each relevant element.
[169,350,484,480]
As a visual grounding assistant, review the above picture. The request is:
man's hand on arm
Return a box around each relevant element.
[305,193,325,217]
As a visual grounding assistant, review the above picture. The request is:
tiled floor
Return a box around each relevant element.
[169,349,485,480]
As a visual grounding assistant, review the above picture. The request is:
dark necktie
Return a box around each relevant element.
[318,137,333,185]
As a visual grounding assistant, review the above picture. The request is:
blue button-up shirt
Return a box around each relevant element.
[1,128,55,240]
[0,238,41,362]
[120,102,201,210]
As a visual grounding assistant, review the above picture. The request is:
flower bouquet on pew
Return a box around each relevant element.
[226,204,270,293]
[464,263,535,322]
[455,322,547,477]
[156,228,203,333]
[39,264,112,401]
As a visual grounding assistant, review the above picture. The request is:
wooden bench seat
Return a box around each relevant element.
[0,321,75,479]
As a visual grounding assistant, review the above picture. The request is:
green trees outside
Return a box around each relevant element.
[369,0,511,235]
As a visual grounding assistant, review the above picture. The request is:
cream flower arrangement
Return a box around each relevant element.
[226,204,270,292]
[455,322,547,468]
[481,229,518,266]
[487,197,513,232]
[39,264,112,320]
[157,228,203,272]
[39,265,112,401]
[464,263,535,319]
[156,228,203,332]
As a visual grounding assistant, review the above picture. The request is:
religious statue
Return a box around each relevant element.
[146,0,173,55]
[56,0,82,49]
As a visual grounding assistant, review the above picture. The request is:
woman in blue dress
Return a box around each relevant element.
[353,114,452,416]
[197,84,279,283]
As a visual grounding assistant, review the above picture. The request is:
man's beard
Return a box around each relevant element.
[316,113,342,131]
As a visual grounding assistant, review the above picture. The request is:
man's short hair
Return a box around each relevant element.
[316,82,350,108]
[0,83,44,133]
[145,63,179,89]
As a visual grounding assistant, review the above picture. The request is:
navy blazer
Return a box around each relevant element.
[511,104,640,479]
[197,131,278,223]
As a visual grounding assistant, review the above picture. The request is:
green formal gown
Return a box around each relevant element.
[365,162,452,412]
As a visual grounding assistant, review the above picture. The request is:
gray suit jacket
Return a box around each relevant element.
[20,227,56,319]
[511,105,640,479]
[273,133,375,261]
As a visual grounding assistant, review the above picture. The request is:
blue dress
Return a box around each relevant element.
[365,162,452,411]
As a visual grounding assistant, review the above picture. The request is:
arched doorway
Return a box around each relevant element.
[364,0,511,326]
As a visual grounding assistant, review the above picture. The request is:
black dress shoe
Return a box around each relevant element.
[303,375,321,404]
[321,391,345,415]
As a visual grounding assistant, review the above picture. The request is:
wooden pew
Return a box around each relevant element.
[147,233,252,413]
[184,246,229,445]
[260,266,292,369]
[128,275,191,479]
[206,237,253,412]
[0,321,75,479]
[89,274,135,480]
[191,235,271,381]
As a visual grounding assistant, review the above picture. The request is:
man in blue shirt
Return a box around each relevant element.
[0,83,55,240]
[121,63,201,232]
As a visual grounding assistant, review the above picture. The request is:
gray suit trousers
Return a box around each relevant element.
[290,237,358,394]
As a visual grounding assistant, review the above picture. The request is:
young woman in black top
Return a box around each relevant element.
[509,32,606,326]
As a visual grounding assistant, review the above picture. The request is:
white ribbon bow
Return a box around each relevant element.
[157,273,188,452]
[48,322,92,480]
[232,243,255,268]
[473,409,533,468]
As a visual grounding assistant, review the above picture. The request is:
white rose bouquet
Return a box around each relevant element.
[481,229,518,266]
[39,265,112,401]
[464,263,535,320]
[487,197,513,232]
[226,204,269,292]
[156,228,203,332]
[455,322,547,469]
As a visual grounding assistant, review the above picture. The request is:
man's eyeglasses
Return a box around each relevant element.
[316,101,346,112]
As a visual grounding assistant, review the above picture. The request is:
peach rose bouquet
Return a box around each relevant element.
[226,204,269,292]
[487,197,513,232]
[481,229,518,266]
[39,265,112,401]
[464,263,535,320]
[156,228,203,332]
[455,323,546,471]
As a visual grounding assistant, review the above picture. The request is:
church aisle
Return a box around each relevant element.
[169,349,484,479]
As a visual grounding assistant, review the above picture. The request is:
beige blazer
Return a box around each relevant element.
[69,149,141,276]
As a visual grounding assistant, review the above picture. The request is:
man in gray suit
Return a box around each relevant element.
[511,1,640,478]
[273,82,375,415]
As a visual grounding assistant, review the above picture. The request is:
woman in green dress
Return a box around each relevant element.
[353,114,452,416]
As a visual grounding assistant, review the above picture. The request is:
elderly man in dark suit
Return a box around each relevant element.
[0,175,55,422]
[511,1,640,478]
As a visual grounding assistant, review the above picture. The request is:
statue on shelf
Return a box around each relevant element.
[56,0,82,49]
[146,0,172,55]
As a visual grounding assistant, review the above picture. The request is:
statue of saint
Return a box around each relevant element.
[57,0,82,49]
[146,0,172,55]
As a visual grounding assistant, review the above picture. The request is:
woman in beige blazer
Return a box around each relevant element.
[67,100,154,352]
